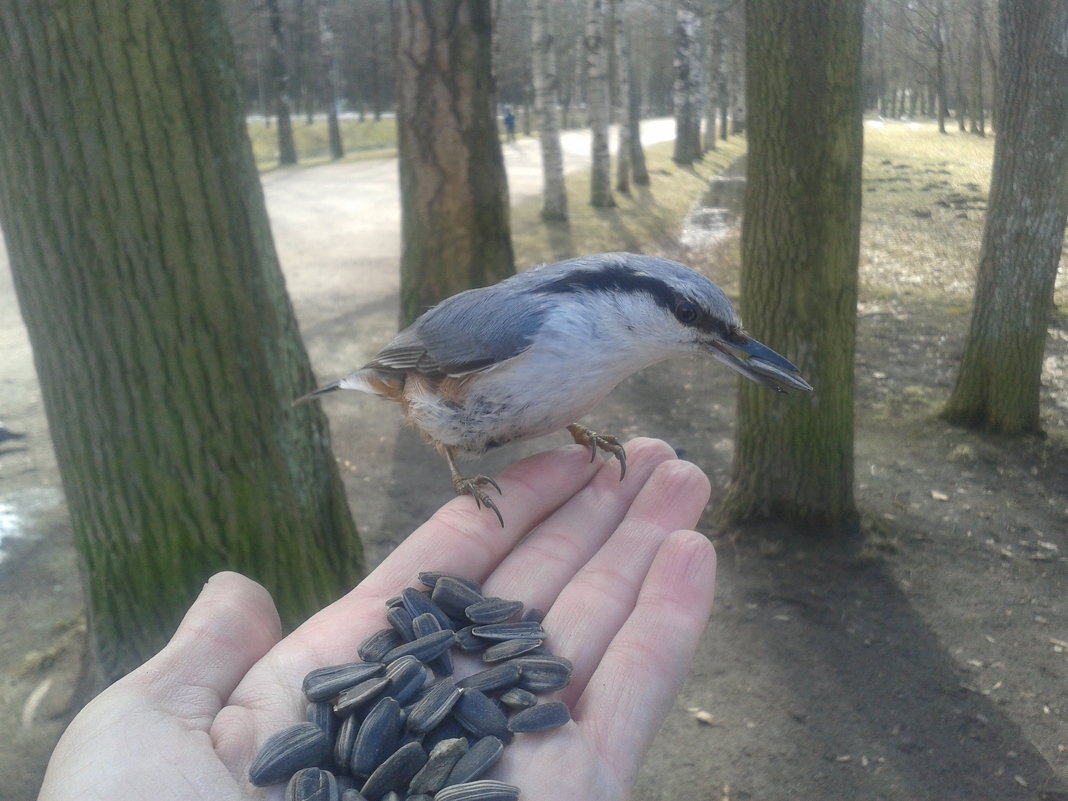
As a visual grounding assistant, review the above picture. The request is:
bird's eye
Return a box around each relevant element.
[674,300,698,324]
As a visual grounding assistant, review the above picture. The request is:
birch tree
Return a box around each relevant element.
[585,0,614,207]
[531,0,569,221]
[318,0,343,159]
[673,0,703,164]
[266,0,298,164]
[942,0,1068,433]
[611,0,632,193]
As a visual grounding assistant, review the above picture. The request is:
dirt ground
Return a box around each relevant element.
[2,121,1067,801]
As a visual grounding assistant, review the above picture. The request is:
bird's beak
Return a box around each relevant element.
[707,334,814,393]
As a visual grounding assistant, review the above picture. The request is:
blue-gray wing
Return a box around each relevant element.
[365,284,550,377]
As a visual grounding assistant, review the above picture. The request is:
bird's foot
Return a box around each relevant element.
[453,473,504,527]
[567,424,627,480]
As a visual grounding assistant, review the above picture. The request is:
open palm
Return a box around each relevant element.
[38,438,716,801]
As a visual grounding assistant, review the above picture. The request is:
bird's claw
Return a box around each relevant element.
[566,424,627,480]
[453,474,505,527]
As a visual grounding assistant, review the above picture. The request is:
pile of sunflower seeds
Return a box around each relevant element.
[249,572,573,801]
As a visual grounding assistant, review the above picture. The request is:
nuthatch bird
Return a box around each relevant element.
[300,253,812,524]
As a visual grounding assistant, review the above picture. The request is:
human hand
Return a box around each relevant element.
[38,438,717,801]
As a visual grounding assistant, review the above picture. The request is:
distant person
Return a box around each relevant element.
[504,108,516,142]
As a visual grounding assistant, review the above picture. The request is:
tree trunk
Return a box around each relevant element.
[267,0,298,165]
[722,0,864,532]
[627,57,650,186]
[612,0,632,194]
[971,0,986,136]
[0,0,362,680]
[319,0,344,160]
[942,0,1068,434]
[531,0,569,221]
[393,0,515,325]
[672,0,703,164]
[585,0,615,207]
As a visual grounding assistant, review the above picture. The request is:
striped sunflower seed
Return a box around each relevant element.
[357,628,402,663]
[385,606,416,642]
[381,628,456,664]
[498,687,539,709]
[405,678,461,735]
[306,701,340,742]
[411,613,454,676]
[333,676,391,716]
[444,735,504,786]
[286,767,339,801]
[507,700,571,733]
[481,637,544,663]
[464,597,523,624]
[471,621,545,641]
[333,711,359,769]
[303,662,385,702]
[431,576,485,618]
[384,656,431,705]
[455,662,521,694]
[350,697,403,778]
[521,607,545,624]
[340,790,368,801]
[511,654,573,693]
[407,737,468,795]
[418,572,483,595]
[452,688,512,742]
[249,722,332,787]
[435,779,521,801]
[453,625,485,653]
[359,741,427,801]
[401,587,455,631]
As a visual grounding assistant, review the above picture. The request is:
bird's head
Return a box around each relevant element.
[539,253,813,394]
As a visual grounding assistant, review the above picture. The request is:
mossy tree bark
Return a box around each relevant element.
[393,0,515,326]
[941,0,1068,434]
[0,0,362,680]
[721,0,864,532]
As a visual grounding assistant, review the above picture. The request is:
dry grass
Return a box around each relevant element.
[247,116,399,169]
[510,137,748,269]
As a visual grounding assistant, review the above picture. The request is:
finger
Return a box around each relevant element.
[574,530,717,779]
[125,572,281,723]
[480,438,680,611]
[542,459,711,706]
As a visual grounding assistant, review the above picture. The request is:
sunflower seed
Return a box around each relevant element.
[402,588,455,631]
[307,701,340,742]
[511,654,573,693]
[304,662,386,703]
[382,629,456,664]
[520,607,545,624]
[249,722,332,787]
[444,736,504,786]
[407,795,434,801]
[507,700,571,733]
[340,788,369,801]
[407,737,468,795]
[435,780,520,801]
[333,712,359,768]
[385,656,431,705]
[498,688,539,709]
[431,576,485,618]
[351,697,403,778]
[286,767,339,801]
[455,662,521,694]
[334,676,392,716]
[481,638,544,663]
[418,572,483,595]
[471,622,545,641]
[452,688,512,742]
[405,678,461,735]
[464,598,523,624]
[386,607,416,642]
[453,625,485,653]
[411,613,455,676]
[358,628,403,663]
[359,741,427,801]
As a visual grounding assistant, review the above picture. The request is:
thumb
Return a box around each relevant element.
[124,571,282,718]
